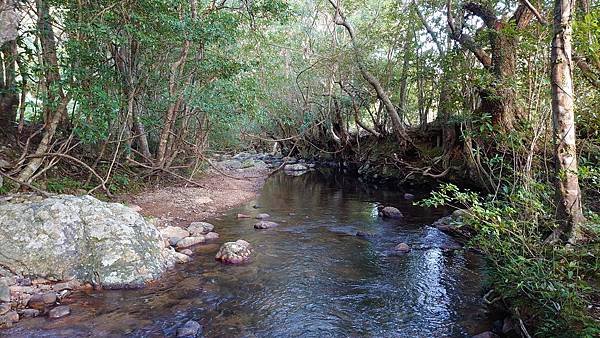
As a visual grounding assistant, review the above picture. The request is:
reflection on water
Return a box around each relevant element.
[5,171,492,337]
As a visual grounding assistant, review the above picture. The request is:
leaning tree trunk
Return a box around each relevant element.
[551,0,585,243]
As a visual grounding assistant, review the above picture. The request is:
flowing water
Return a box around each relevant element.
[5,171,494,337]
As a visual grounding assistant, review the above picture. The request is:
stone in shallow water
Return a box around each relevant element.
[254,221,279,229]
[255,213,271,219]
[394,243,411,253]
[176,320,202,337]
[176,236,206,249]
[215,240,252,264]
[378,206,403,219]
[160,226,190,246]
[187,222,214,236]
[48,305,70,319]
[173,252,191,264]
[237,213,251,219]
[0,280,9,302]
[20,308,40,318]
[179,249,193,256]
[204,232,219,240]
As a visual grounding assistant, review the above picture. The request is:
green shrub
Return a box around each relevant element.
[420,183,600,337]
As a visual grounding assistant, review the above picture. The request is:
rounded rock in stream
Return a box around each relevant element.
[394,243,411,253]
[378,206,404,219]
[255,213,271,220]
[176,320,202,337]
[204,232,219,240]
[254,221,279,229]
[176,236,206,249]
[187,222,214,236]
[215,240,252,264]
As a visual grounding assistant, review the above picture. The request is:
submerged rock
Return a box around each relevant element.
[378,206,404,219]
[176,236,206,249]
[403,193,415,200]
[254,221,279,229]
[215,240,252,264]
[0,195,177,288]
[48,305,70,319]
[177,320,202,337]
[255,213,271,220]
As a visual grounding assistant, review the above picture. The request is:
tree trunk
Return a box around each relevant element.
[18,0,67,183]
[551,0,585,243]
[0,40,18,129]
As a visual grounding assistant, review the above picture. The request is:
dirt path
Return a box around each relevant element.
[121,167,269,227]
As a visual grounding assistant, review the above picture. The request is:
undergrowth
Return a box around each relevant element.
[420,183,600,337]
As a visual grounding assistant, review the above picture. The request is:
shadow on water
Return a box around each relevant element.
[5,171,493,337]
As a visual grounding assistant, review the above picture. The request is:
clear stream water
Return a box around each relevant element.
[5,171,493,337]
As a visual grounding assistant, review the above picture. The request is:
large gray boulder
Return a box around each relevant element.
[0,194,177,288]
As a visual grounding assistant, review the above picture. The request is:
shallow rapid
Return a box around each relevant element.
[5,171,493,337]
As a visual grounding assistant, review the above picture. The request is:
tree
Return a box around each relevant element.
[447,1,535,130]
[551,0,585,243]
[0,0,18,130]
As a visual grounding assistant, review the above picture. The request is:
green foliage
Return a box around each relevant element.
[45,177,91,194]
[420,184,600,336]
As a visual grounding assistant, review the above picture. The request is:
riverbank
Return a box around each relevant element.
[119,164,270,227]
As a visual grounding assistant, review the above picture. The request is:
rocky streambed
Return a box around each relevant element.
[1,170,505,337]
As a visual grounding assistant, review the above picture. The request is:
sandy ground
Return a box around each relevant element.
[121,167,269,227]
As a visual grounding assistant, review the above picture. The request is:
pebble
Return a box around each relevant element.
[255,213,271,219]
[237,213,251,219]
[394,243,411,253]
[176,320,202,337]
[48,305,71,319]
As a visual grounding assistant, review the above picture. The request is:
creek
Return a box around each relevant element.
[6,171,494,337]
